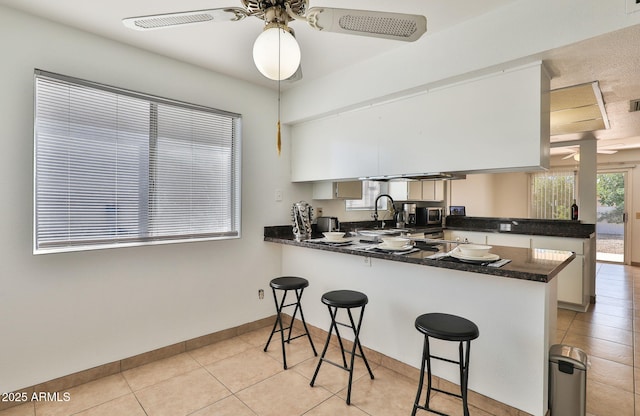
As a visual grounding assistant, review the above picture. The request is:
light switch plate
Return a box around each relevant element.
[275,189,283,202]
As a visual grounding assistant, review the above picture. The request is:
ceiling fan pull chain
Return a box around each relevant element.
[277,25,282,156]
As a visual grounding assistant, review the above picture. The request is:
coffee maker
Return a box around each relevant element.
[402,203,417,226]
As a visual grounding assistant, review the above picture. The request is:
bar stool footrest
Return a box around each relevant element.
[430,354,462,366]
[413,404,450,416]
[431,387,463,400]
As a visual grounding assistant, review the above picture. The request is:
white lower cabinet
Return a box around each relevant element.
[444,230,488,244]
[445,230,591,310]
[532,236,589,310]
[554,256,584,305]
[486,233,531,248]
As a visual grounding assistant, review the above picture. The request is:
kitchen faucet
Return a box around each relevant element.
[373,193,396,227]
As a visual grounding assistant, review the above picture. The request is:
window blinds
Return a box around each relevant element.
[34,70,241,253]
[530,169,576,220]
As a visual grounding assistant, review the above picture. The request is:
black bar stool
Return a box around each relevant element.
[310,290,374,405]
[264,276,317,370]
[412,313,480,416]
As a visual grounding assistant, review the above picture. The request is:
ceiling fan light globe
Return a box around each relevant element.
[253,27,301,80]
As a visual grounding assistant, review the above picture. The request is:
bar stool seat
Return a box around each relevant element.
[415,313,479,341]
[264,276,317,370]
[321,290,369,308]
[310,290,374,405]
[412,313,479,416]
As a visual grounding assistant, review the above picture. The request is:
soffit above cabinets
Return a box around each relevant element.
[550,82,609,136]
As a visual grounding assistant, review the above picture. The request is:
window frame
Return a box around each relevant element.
[33,69,242,254]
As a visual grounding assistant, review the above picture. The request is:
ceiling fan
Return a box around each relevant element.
[122,0,427,81]
[561,143,624,160]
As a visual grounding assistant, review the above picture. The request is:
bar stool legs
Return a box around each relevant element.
[310,290,374,405]
[264,277,317,370]
[412,313,479,416]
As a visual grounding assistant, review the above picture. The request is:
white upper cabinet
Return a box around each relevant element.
[377,63,550,176]
[291,63,550,182]
[290,107,380,182]
[422,181,444,201]
[388,181,422,201]
[388,180,443,201]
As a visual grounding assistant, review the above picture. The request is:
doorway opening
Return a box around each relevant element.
[596,171,627,263]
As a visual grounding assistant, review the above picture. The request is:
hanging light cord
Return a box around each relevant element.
[277,24,282,156]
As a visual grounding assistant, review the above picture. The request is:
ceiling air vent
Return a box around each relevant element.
[631,99,640,112]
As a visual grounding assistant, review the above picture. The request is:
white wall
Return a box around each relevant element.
[0,6,311,392]
[448,172,529,218]
[449,174,495,217]
[491,172,530,218]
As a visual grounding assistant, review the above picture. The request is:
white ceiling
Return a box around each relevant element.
[2,0,640,156]
[0,0,513,88]
[542,24,640,156]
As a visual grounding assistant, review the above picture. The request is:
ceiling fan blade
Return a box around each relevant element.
[562,153,577,160]
[122,8,247,31]
[305,7,427,42]
[597,149,618,154]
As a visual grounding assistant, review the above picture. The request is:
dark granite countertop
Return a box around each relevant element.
[264,227,575,283]
[445,216,595,238]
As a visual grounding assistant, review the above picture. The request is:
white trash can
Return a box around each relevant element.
[549,344,588,416]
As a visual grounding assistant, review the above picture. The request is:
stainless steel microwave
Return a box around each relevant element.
[426,208,443,224]
[416,207,443,225]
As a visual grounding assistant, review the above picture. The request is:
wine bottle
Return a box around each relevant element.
[571,199,579,221]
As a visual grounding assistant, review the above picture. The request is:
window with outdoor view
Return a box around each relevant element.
[345,181,388,211]
[530,169,577,219]
[33,70,241,254]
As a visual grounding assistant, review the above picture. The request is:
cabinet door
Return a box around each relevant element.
[434,181,445,201]
[335,181,363,199]
[422,182,435,201]
[290,108,380,181]
[408,181,423,200]
[444,230,487,244]
[388,182,409,201]
[389,181,422,201]
[312,181,362,199]
[531,236,586,307]
[421,181,444,201]
[531,236,584,254]
[486,233,531,248]
[557,256,584,305]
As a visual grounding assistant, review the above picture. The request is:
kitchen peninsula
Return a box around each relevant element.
[444,216,596,311]
[264,226,575,416]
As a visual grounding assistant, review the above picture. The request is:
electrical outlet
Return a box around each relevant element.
[363,257,371,267]
[258,289,264,299]
[274,189,283,202]
[316,207,323,217]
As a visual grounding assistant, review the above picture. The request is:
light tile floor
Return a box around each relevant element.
[2,262,638,416]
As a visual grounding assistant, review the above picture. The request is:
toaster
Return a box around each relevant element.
[316,216,340,232]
